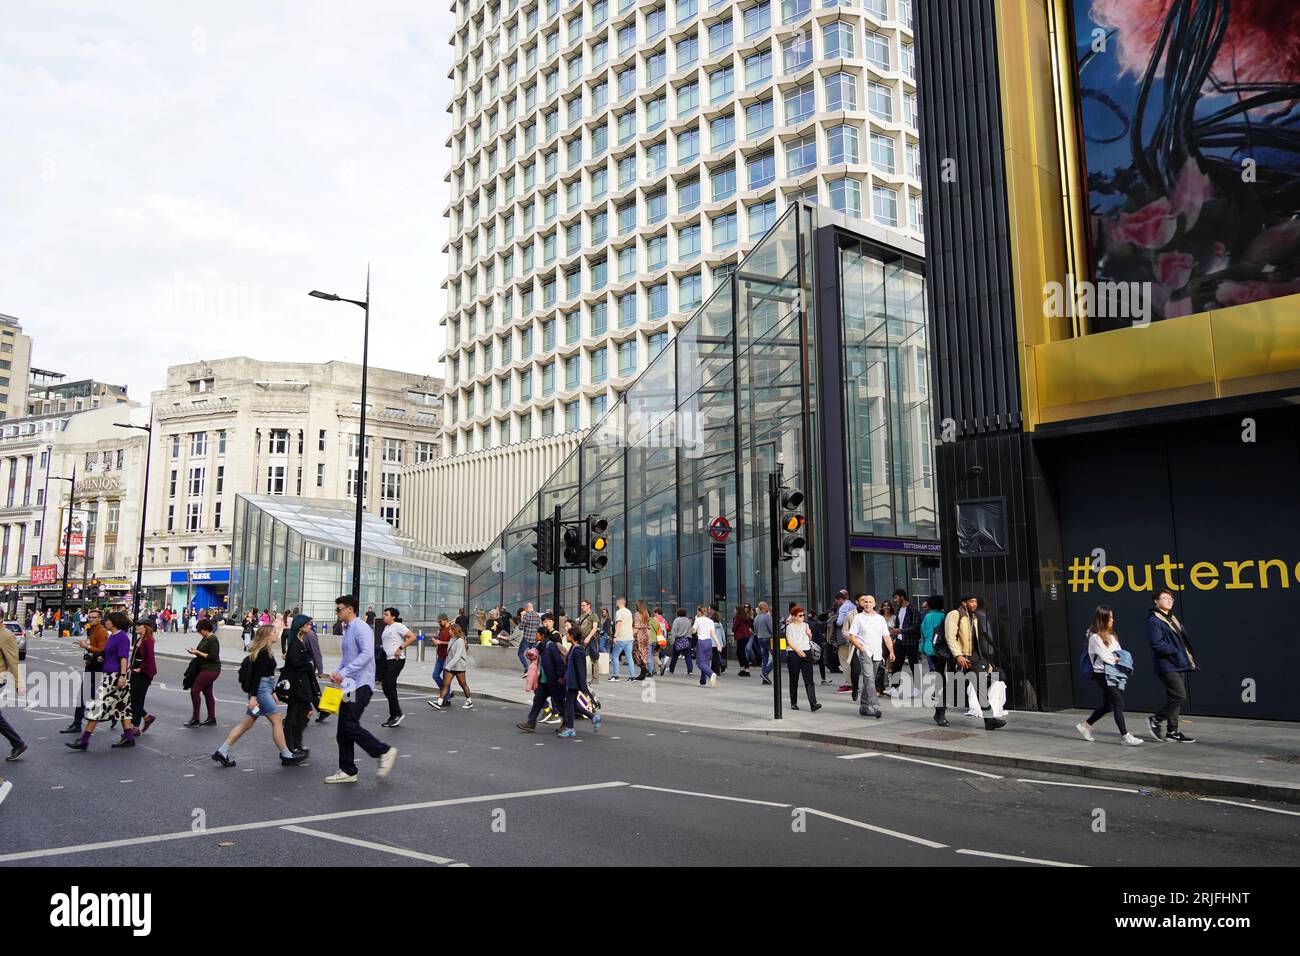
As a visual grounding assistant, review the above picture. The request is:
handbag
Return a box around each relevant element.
[318,685,344,714]
[808,642,822,663]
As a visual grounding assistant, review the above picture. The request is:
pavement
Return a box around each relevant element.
[3,633,1299,868]
[135,626,1300,804]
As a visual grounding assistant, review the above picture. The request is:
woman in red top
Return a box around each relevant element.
[131,622,158,734]
[732,606,754,676]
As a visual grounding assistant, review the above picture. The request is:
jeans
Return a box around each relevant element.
[669,644,693,674]
[526,683,562,725]
[517,637,535,671]
[0,707,24,749]
[336,684,389,776]
[857,652,881,715]
[381,657,405,719]
[787,651,817,706]
[749,636,772,676]
[611,640,635,678]
[190,669,218,721]
[285,697,310,750]
[1155,671,1188,731]
[1087,672,1128,735]
[695,640,714,684]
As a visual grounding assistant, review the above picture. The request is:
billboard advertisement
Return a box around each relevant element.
[56,509,89,558]
[30,564,58,586]
[1069,0,1300,330]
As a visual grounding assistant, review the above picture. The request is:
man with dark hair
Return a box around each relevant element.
[1146,589,1198,743]
[325,594,397,784]
[61,608,108,735]
[888,589,921,697]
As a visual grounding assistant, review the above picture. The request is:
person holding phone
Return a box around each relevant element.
[211,625,308,768]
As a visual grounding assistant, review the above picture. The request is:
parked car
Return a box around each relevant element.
[4,621,26,660]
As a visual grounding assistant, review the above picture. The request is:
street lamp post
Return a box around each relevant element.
[50,467,76,637]
[309,267,371,603]
[115,412,153,618]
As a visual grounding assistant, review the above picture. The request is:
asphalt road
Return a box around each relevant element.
[2,633,1298,867]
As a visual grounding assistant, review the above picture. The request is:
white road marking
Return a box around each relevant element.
[1016,778,1140,794]
[119,780,133,784]
[1198,797,1300,817]
[837,752,882,760]
[631,784,790,808]
[184,774,195,778]
[884,754,1002,778]
[646,733,656,736]
[50,786,64,790]
[282,825,458,865]
[0,781,629,863]
[33,716,68,721]
[241,768,255,772]
[800,807,949,849]
[955,848,1085,867]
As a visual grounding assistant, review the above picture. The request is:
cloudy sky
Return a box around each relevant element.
[1,1,455,402]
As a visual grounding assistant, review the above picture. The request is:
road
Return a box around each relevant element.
[2,633,1298,867]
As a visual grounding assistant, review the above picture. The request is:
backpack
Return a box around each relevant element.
[237,657,255,695]
[931,612,953,659]
[1079,646,1095,683]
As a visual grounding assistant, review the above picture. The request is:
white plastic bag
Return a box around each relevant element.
[988,679,1008,718]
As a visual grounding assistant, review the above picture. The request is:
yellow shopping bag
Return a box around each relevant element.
[318,686,344,714]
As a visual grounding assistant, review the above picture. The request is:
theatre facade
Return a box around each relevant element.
[466,205,941,629]
[915,0,1300,718]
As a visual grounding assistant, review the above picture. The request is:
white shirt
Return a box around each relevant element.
[381,621,410,660]
[614,606,633,640]
[693,615,719,647]
[1087,632,1119,673]
[785,620,811,652]
[849,612,891,659]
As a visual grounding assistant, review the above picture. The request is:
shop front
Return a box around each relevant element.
[170,569,231,615]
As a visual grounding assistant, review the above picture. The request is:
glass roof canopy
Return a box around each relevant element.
[238,494,466,576]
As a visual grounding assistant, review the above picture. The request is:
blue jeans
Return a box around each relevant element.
[750,636,773,675]
[517,637,535,670]
[611,640,635,678]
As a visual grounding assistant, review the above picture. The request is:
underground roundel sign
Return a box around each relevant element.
[709,516,731,542]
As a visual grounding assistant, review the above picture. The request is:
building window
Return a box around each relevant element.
[618,340,638,377]
[214,502,222,530]
[415,441,435,464]
[187,466,205,497]
[784,81,815,124]
[268,429,289,455]
[266,465,287,495]
[168,469,178,498]
[870,132,896,173]
[865,31,890,70]
[185,502,202,533]
[215,465,224,494]
[382,438,404,463]
[380,506,400,529]
[825,71,857,110]
[872,184,898,226]
[318,429,326,451]
[381,471,401,501]
[591,346,608,382]
[828,124,860,165]
[823,20,855,58]
[712,211,738,250]
[830,178,862,216]
[169,434,181,458]
[189,431,207,456]
[868,80,893,120]
[316,463,325,487]
[564,400,579,432]
[347,469,368,500]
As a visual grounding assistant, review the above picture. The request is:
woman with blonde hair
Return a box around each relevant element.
[631,600,653,682]
[210,625,308,768]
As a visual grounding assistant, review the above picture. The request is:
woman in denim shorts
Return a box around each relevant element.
[211,626,309,769]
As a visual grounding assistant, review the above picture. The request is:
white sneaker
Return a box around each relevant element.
[1075,722,1094,742]
[708,674,716,687]
[377,748,399,778]
[461,699,474,709]
[1121,733,1143,746]
[324,771,358,784]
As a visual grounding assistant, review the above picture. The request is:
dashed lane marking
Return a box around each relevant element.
[883,754,1003,779]
[799,807,949,849]
[836,752,883,760]
[631,784,790,808]
[955,848,1085,867]
[281,825,458,865]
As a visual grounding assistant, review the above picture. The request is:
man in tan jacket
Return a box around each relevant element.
[942,595,1004,731]
[0,624,27,761]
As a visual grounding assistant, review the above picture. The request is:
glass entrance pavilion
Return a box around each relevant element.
[466,204,937,619]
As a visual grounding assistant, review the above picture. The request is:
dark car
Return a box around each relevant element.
[4,621,26,660]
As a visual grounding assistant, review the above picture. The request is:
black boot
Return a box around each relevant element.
[984,717,1006,730]
[59,723,82,734]
[934,708,949,727]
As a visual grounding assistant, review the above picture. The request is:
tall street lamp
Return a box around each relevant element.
[50,467,76,637]
[114,411,153,618]
[309,266,370,603]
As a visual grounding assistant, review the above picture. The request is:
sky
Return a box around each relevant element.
[1,1,456,402]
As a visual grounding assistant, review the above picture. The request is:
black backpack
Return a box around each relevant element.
[237,656,255,694]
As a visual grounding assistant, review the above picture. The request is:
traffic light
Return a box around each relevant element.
[779,487,806,559]
[586,515,609,572]
[530,518,555,573]
[563,524,585,566]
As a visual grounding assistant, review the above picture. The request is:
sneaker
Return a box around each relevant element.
[210,750,235,768]
[983,718,1007,731]
[461,699,474,710]
[810,702,822,713]
[557,729,576,738]
[427,699,444,709]
[281,751,309,765]
[592,714,601,733]
[542,713,563,725]
[836,685,852,693]
[64,739,88,751]
[380,718,396,728]
[516,722,536,733]
[608,676,620,682]
[324,771,358,784]
[377,748,398,779]
[738,670,750,677]
[708,674,717,687]
[761,674,772,686]
[6,743,27,761]
[1075,722,1094,742]
[1147,716,1165,741]
[789,703,799,710]
[1166,731,1197,743]
[390,713,405,726]
[1121,733,1143,746]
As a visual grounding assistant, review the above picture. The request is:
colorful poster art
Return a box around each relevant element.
[1070,0,1300,330]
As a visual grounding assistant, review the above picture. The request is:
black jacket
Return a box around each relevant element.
[895,604,921,644]
[283,638,321,703]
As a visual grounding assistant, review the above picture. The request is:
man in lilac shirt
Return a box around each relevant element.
[325,594,397,785]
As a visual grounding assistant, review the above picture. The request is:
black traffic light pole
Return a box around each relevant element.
[552,504,562,624]
[770,455,783,720]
